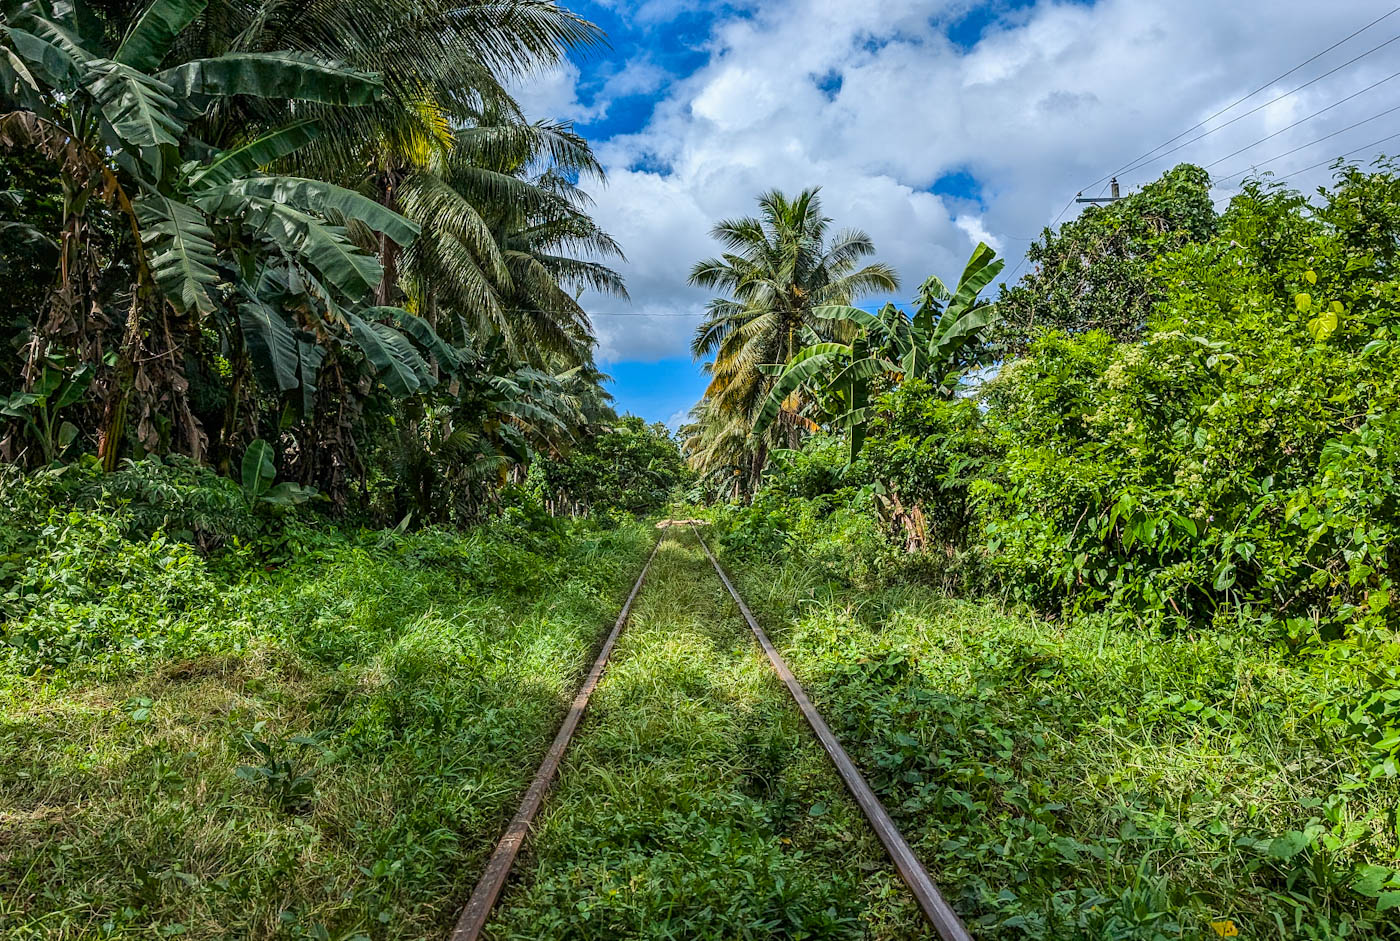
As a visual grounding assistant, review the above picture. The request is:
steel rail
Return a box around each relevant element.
[690,525,973,941]
[448,538,662,941]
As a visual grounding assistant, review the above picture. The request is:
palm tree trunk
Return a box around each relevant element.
[375,165,401,307]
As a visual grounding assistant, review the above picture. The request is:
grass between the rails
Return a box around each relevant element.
[0,512,652,940]
[719,550,1400,940]
[487,530,931,940]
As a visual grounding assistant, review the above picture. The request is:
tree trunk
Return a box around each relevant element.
[375,165,401,307]
[97,291,141,472]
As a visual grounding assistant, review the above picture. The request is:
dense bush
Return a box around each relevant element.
[0,460,615,677]
[851,163,1400,641]
[978,168,1400,638]
[993,163,1219,354]
[528,416,690,516]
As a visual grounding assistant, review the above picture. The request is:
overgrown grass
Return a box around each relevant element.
[488,530,929,940]
[720,549,1400,939]
[0,507,652,940]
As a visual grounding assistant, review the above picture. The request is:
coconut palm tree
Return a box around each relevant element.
[688,187,897,492]
[751,242,1004,462]
[400,116,626,369]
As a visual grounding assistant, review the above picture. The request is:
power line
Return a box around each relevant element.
[1210,104,1400,183]
[1003,195,1077,284]
[1258,129,1400,178]
[1083,4,1400,192]
[1196,73,1400,172]
[1211,129,1400,202]
[1113,30,1400,180]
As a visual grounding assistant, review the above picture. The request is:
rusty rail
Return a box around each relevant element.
[448,538,661,941]
[690,525,973,941]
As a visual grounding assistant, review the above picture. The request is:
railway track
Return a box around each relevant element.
[450,527,970,941]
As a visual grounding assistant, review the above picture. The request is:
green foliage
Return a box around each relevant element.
[710,461,897,592]
[845,162,1400,638]
[995,163,1219,354]
[1,355,92,464]
[753,241,1002,463]
[716,533,1400,939]
[686,187,899,492]
[234,722,326,814]
[239,438,318,507]
[965,167,1400,637]
[0,509,217,671]
[1,0,625,516]
[0,483,654,938]
[528,415,689,516]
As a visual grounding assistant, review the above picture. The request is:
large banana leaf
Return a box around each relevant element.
[114,0,207,72]
[158,51,382,106]
[238,295,300,392]
[240,436,275,495]
[925,241,1003,373]
[135,194,218,315]
[0,44,45,112]
[375,307,461,373]
[942,242,1003,324]
[927,301,1000,369]
[18,13,92,65]
[85,58,182,173]
[5,25,80,89]
[211,176,417,245]
[345,311,428,395]
[294,337,324,418]
[188,120,321,188]
[751,342,849,437]
[200,196,382,301]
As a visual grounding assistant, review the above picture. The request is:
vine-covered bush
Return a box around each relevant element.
[993,163,1220,353]
[856,163,1400,641]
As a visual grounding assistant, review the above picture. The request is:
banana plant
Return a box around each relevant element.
[1,0,451,443]
[0,356,92,463]
[753,242,1004,462]
[240,438,318,507]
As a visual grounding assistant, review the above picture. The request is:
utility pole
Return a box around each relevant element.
[1076,177,1122,204]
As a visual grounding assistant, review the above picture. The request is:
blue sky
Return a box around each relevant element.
[509,0,1400,426]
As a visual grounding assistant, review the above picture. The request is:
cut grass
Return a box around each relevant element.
[721,551,1400,939]
[0,518,652,940]
[486,530,930,940]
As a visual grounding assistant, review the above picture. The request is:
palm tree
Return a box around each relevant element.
[752,242,1004,462]
[400,117,626,369]
[688,187,897,491]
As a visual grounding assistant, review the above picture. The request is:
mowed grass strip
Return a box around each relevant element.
[486,531,929,940]
[0,520,651,940]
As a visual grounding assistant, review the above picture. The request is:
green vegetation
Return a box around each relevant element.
[8,1,1400,930]
[685,159,1400,937]
[713,521,1400,938]
[752,242,1004,463]
[0,467,652,939]
[685,188,899,495]
[489,530,926,940]
[1,0,627,514]
[528,416,690,517]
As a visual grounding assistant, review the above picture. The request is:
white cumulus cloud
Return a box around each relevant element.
[513,0,1400,364]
